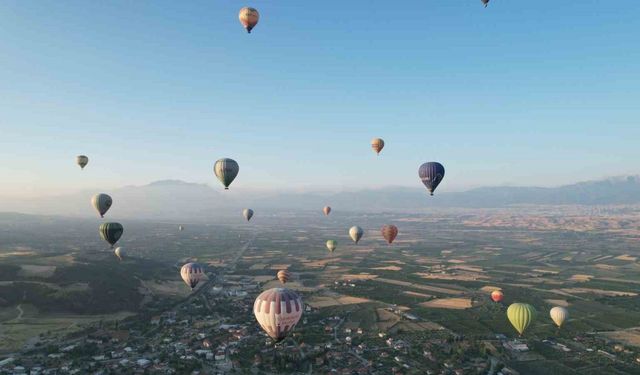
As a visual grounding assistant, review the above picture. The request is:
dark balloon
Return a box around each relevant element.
[482,0,490,7]
[99,222,123,248]
[418,162,445,196]
[381,225,398,244]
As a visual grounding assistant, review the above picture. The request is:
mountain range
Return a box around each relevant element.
[1,176,639,220]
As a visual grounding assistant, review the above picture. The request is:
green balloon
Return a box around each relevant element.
[99,222,124,248]
[507,303,536,336]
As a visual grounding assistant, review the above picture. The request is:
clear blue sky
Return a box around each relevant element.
[1,0,639,197]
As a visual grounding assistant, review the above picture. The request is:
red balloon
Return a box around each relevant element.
[491,290,504,303]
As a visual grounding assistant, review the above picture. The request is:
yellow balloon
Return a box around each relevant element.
[550,306,568,328]
[507,303,536,335]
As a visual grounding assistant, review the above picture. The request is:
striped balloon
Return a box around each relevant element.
[418,162,445,196]
[482,0,490,7]
[91,193,113,218]
[76,155,89,170]
[238,7,260,33]
[371,138,385,156]
[507,303,536,336]
[381,225,398,244]
[181,263,204,290]
[99,222,123,248]
[254,288,303,342]
[277,270,292,284]
[214,158,239,190]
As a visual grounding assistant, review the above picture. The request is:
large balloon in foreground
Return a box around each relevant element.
[349,226,364,244]
[381,225,398,244]
[326,240,337,253]
[214,158,239,190]
[181,263,204,290]
[254,288,303,342]
[277,270,291,284]
[507,303,536,336]
[243,208,254,222]
[91,193,113,218]
[418,162,445,196]
[491,290,504,303]
[238,7,260,33]
[323,206,332,216]
[99,222,123,248]
[481,0,490,7]
[550,306,568,328]
[76,155,89,170]
[114,247,125,261]
[371,138,385,156]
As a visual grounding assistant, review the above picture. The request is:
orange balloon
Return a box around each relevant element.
[239,7,260,33]
[491,290,504,303]
[277,270,291,284]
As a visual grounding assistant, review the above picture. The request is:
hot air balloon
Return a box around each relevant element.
[507,303,536,336]
[277,270,291,284]
[326,240,337,253]
[349,226,364,244]
[181,263,204,290]
[214,158,239,190]
[91,193,112,218]
[114,246,125,261]
[491,290,504,303]
[178,225,184,232]
[418,162,445,196]
[550,306,568,328]
[371,138,385,156]
[254,288,303,342]
[381,225,398,244]
[481,0,490,7]
[238,7,259,33]
[243,208,254,222]
[323,206,332,216]
[99,222,123,248]
[76,155,89,170]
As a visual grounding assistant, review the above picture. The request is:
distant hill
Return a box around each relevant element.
[1,176,639,219]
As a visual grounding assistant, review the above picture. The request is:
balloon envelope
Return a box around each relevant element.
[507,303,536,335]
[323,206,331,216]
[349,226,364,244]
[371,138,385,155]
[178,225,184,231]
[181,263,204,290]
[491,290,504,303]
[99,222,123,248]
[482,0,490,7]
[91,193,113,218]
[76,155,89,169]
[243,208,254,222]
[550,306,568,328]
[114,247,125,260]
[214,158,239,190]
[418,162,445,196]
[381,225,398,244]
[277,270,291,284]
[326,240,337,253]
[254,288,303,342]
[238,7,259,33]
